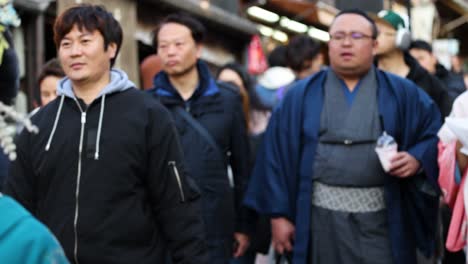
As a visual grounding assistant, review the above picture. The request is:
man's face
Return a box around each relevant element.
[58,25,116,86]
[375,22,397,55]
[157,23,201,77]
[40,76,60,106]
[328,14,377,77]
[409,48,437,74]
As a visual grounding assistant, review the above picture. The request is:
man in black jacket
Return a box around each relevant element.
[4,4,207,264]
[374,10,452,117]
[151,13,251,263]
[409,40,466,100]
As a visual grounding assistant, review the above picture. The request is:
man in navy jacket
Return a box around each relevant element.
[151,13,250,263]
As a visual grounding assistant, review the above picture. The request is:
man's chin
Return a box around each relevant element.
[167,69,192,78]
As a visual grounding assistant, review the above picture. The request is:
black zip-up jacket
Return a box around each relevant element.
[405,53,453,117]
[4,70,208,264]
[151,61,251,249]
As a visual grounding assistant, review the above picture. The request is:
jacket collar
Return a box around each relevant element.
[152,60,219,101]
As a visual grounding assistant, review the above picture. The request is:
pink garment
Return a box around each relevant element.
[438,141,468,251]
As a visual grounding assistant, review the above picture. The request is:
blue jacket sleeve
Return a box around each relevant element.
[402,81,442,189]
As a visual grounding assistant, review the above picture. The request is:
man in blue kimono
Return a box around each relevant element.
[244,9,441,264]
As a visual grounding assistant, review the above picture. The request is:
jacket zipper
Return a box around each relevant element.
[168,161,185,202]
[73,99,86,264]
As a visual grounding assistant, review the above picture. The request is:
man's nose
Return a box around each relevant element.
[342,36,353,45]
[70,43,83,56]
[167,44,177,55]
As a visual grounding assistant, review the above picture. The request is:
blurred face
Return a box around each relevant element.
[409,48,437,74]
[157,23,201,77]
[218,69,245,93]
[58,25,117,87]
[40,76,60,106]
[375,22,397,55]
[328,14,377,78]
[451,56,462,73]
[297,53,324,79]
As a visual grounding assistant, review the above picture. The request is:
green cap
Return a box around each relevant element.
[377,10,406,30]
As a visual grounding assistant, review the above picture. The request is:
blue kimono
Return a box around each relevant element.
[244,69,442,264]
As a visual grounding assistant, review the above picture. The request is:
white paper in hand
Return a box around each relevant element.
[445,117,468,155]
[375,132,398,172]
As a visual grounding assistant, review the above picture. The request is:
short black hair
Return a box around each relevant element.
[409,40,432,53]
[332,9,378,39]
[286,35,321,72]
[268,45,288,67]
[153,12,206,49]
[54,4,123,67]
[36,58,65,105]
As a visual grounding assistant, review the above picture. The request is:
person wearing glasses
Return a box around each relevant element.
[374,10,452,117]
[244,9,441,264]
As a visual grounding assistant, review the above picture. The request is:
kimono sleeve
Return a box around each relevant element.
[405,85,442,188]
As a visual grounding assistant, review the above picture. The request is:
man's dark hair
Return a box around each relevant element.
[153,12,206,50]
[332,9,378,39]
[287,35,321,72]
[268,45,288,67]
[409,40,433,53]
[53,4,123,67]
[36,58,65,105]
[37,58,65,84]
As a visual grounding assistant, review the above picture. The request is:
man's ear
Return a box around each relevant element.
[107,42,118,59]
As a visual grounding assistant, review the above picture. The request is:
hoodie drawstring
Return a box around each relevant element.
[45,94,65,151]
[45,94,106,159]
[94,95,105,160]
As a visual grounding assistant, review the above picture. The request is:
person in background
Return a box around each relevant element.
[216,63,251,129]
[151,12,250,263]
[36,58,65,107]
[216,62,271,152]
[255,45,296,109]
[437,89,468,264]
[5,5,207,263]
[267,45,288,68]
[0,0,20,106]
[28,58,65,118]
[451,55,464,75]
[244,9,441,264]
[216,62,271,264]
[286,35,324,80]
[409,40,467,264]
[409,40,466,100]
[374,10,452,117]
[0,0,21,190]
